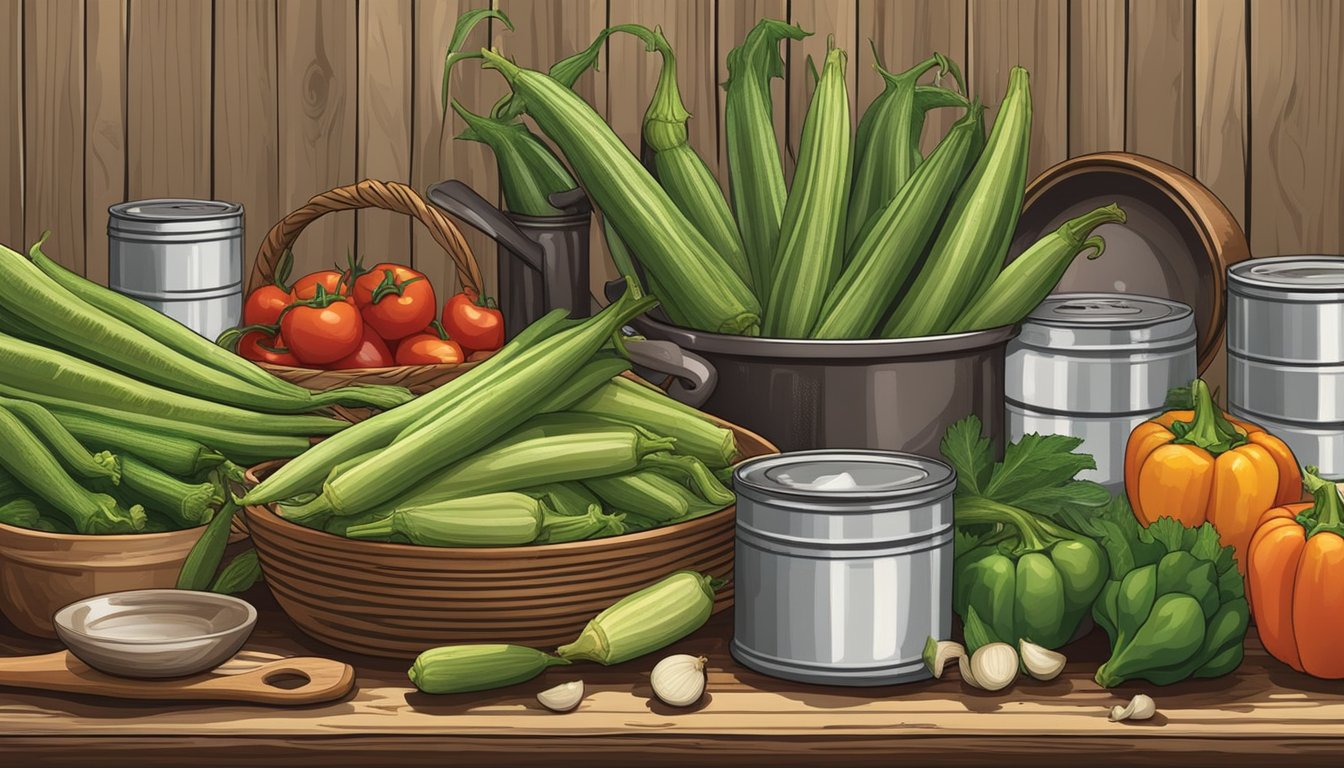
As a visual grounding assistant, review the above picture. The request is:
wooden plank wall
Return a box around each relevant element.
[1,0,1341,303]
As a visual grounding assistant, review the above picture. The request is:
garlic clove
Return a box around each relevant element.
[651,654,707,707]
[957,653,982,689]
[1018,639,1066,681]
[923,637,967,679]
[1109,693,1156,722]
[968,642,1019,692]
[536,680,584,713]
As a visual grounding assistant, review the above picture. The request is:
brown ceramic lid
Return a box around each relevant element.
[1008,152,1249,372]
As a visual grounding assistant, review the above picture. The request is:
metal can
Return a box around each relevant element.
[1228,257,1344,478]
[108,199,244,341]
[1005,293,1197,491]
[730,450,954,686]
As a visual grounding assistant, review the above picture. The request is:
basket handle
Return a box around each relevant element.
[246,179,483,296]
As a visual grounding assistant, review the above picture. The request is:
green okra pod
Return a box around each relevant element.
[409,644,570,695]
[556,570,718,665]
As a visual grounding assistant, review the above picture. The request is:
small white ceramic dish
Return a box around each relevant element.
[52,589,257,679]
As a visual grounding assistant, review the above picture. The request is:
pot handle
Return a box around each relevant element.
[622,338,717,409]
[425,180,546,272]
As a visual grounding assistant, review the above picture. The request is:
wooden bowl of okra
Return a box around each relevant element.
[241,419,775,659]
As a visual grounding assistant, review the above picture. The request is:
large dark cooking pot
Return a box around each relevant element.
[610,282,1016,456]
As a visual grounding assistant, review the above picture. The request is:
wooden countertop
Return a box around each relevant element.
[1,588,1341,767]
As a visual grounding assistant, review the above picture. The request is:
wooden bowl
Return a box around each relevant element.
[256,351,490,397]
[1011,152,1250,373]
[0,524,245,638]
[242,421,777,659]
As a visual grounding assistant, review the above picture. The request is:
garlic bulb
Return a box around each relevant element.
[969,642,1019,692]
[1109,693,1156,722]
[1018,640,1066,681]
[923,637,967,679]
[536,680,584,713]
[651,654,707,707]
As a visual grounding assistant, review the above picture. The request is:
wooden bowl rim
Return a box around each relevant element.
[242,418,776,560]
[1022,151,1249,373]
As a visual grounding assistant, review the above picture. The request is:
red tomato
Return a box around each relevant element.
[329,324,394,369]
[395,331,464,366]
[351,263,437,341]
[280,295,364,366]
[442,290,504,352]
[291,270,345,300]
[242,284,292,326]
[238,330,299,366]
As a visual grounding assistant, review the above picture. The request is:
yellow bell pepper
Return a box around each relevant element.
[1124,378,1301,576]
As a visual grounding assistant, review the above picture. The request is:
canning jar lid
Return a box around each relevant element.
[734,450,955,503]
[1015,292,1196,351]
[109,199,243,236]
[1229,256,1344,293]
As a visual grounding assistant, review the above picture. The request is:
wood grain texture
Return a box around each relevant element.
[278,0,357,278]
[496,0,607,301]
[0,0,22,250]
[215,0,280,279]
[1250,0,1344,255]
[1194,0,1248,231]
[356,0,413,266]
[1126,0,1195,173]
[127,0,211,199]
[22,0,84,270]
[411,0,497,298]
[83,0,127,286]
[858,0,969,156]
[3,595,1344,767]
[1068,0,1125,156]
[966,0,1067,178]
[785,0,857,178]
[717,0,788,188]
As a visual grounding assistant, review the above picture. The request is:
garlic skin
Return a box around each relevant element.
[536,680,584,713]
[923,637,966,679]
[651,654,707,707]
[1018,640,1066,681]
[968,642,1019,692]
[1109,693,1156,722]
[957,653,982,689]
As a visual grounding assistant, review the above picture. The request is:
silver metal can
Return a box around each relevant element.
[1005,293,1197,492]
[1228,257,1344,478]
[108,199,244,341]
[730,450,955,686]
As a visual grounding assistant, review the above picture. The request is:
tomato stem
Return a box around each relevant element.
[1169,378,1247,456]
[368,269,425,304]
[428,319,451,341]
[215,323,280,352]
[274,248,295,292]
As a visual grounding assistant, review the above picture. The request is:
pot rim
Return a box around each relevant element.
[630,315,1018,359]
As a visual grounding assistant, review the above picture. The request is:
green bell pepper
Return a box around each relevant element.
[952,496,1108,651]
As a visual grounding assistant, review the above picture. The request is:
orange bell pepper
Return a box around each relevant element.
[1124,378,1301,576]
[1247,467,1344,679]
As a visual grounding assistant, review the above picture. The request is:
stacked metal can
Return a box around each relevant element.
[108,199,244,341]
[1228,257,1344,479]
[1005,293,1198,491]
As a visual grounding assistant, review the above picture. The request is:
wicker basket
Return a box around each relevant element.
[244,179,489,395]
[242,419,776,659]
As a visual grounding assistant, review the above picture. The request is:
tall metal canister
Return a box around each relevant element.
[108,199,244,341]
[1006,293,1197,491]
[1228,257,1344,479]
[731,450,955,686]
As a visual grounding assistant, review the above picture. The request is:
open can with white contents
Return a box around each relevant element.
[731,450,955,686]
